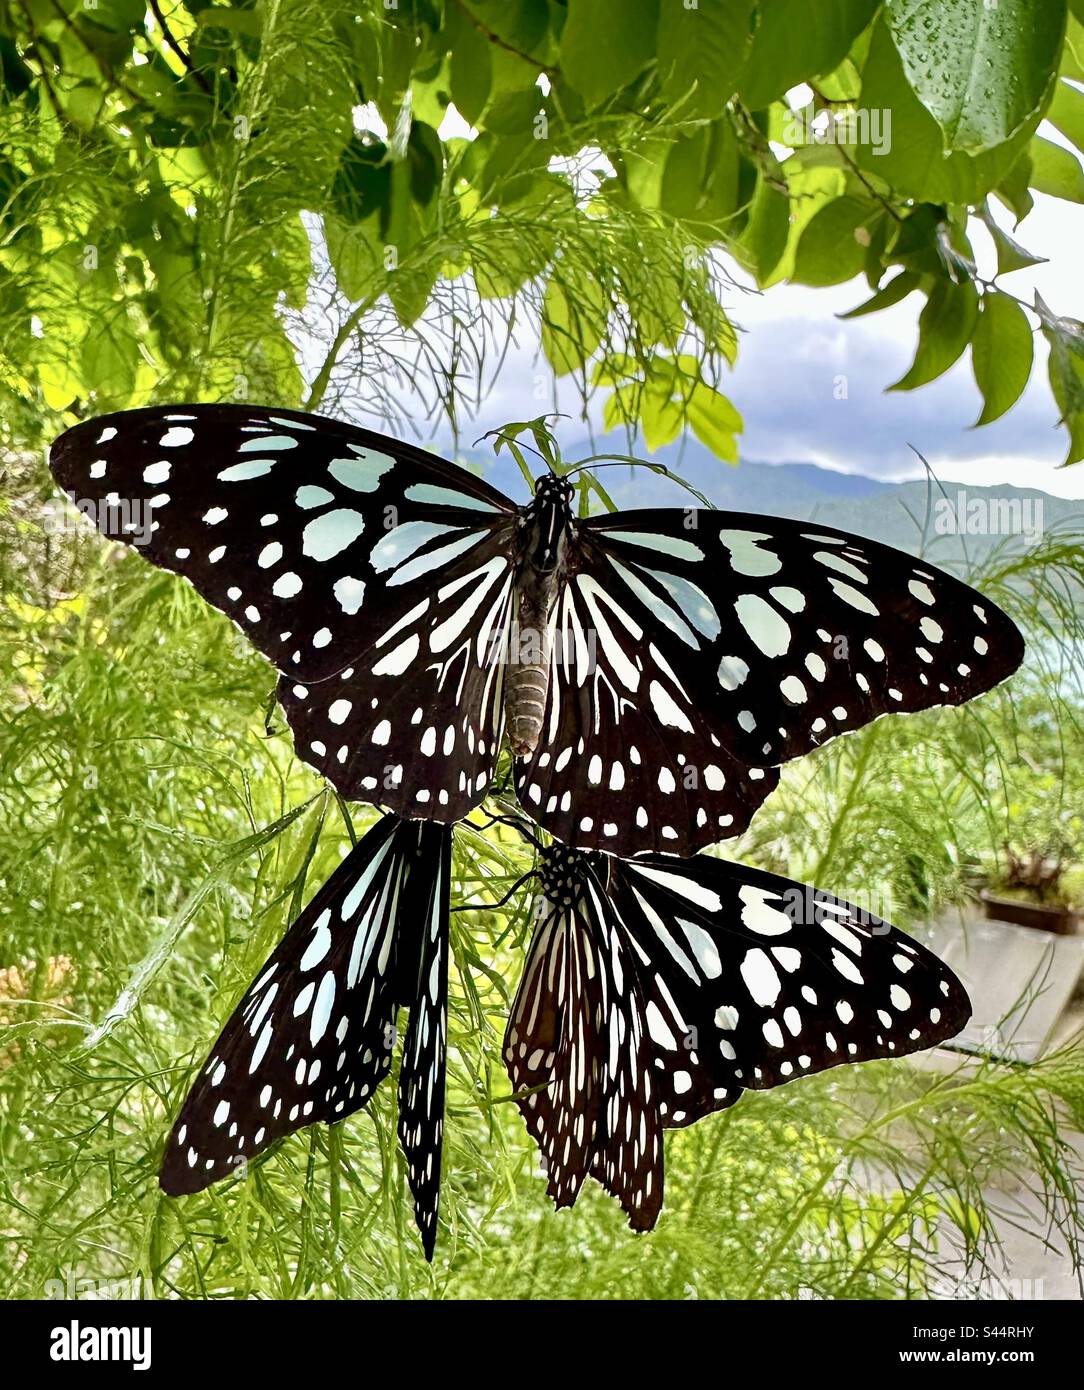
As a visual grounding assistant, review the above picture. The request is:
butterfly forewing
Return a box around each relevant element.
[594,511,1021,764]
[516,509,1022,853]
[159,813,453,1259]
[50,405,516,820]
[608,852,971,1094]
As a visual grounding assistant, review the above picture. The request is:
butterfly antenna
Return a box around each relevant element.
[561,454,715,507]
[451,868,539,915]
[561,460,632,477]
[475,429,548,466]
[470,811,545,850]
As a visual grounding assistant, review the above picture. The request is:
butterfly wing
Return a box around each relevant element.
[504,868,666,1230]
[513,566,779,853]
[50,406,516,819]
[507,847,968,1229]
[503,899,605,1214]
[396,823,452,1259]
[606,851,971,1101]
[515,510,1022,853]
[159,813,453,1260]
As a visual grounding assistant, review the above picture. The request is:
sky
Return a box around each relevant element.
[339,100,1084,501]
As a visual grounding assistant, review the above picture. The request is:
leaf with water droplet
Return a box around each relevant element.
[884,0,1063,152]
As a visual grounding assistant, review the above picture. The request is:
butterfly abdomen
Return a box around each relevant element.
[506,486,571,756]
[506,568,560,755]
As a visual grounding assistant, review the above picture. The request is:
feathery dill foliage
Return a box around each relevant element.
[1,3,1083,1301]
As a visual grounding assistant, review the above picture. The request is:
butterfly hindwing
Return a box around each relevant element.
[396,824,452,1259]
[276,547,513,819]
[516,509,1022,853]
[159,813,453,1260]
[50,405,516,820]
[513,569,780,853]
[503,884,663,1229]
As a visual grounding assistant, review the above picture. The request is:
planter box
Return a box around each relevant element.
[980,891,1079,936]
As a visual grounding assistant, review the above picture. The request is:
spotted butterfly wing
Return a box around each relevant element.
[505,845,969,1229]
[505,880,664,1228]
[513,511,1024,853]
[50,406,516,821]
[159,813,452,1260]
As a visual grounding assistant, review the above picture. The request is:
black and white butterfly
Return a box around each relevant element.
[504,842,970,1231]
[159,813,451,1261]
[50,405,1024,854]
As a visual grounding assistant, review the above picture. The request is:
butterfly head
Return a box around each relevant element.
[532,472,575,509]
[539,842,587,910]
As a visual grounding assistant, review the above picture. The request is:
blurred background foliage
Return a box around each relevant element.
[1,0,1084,1299]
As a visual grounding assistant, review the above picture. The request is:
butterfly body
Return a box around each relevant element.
[506,474,575,755]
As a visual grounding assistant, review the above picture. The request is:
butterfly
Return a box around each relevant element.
[158,812,451,1261]
[50,404,1024,854]
[504,841,970,1230]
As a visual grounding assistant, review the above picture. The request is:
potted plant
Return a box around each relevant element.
[980,795,1083,935]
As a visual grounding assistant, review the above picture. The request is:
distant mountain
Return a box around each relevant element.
[450,432,1081,567]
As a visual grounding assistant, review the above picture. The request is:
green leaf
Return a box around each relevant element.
[659,121,740,227]
[388,255,439,330]
[560,0,657,107]
[858,17,1046,203]
[331,137,390,227]
[840,269,921,318]
[462,0,552,63]
[993,151,1035,223]
[602,382,639,433]
[324,215,381,301]
[38,355,83,412]
[978,204,1047,276]
[1044,323,1084,463]
[740,0,879,110]
[408,121,444,206]
[195,6,263,39]
[641,383,684,450]
[762,162,847,288]
[687,385,742,463]
[656,0,754,118]
[446,2,492,125]
[792,196,881,287]
[971,291,1034,425]
[884,0,1065,151]
[541,269,608,376]
[1029,134,1084,201]
[1047,76,1084,153]
[736,167,791,284]
[890,277,979,390]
